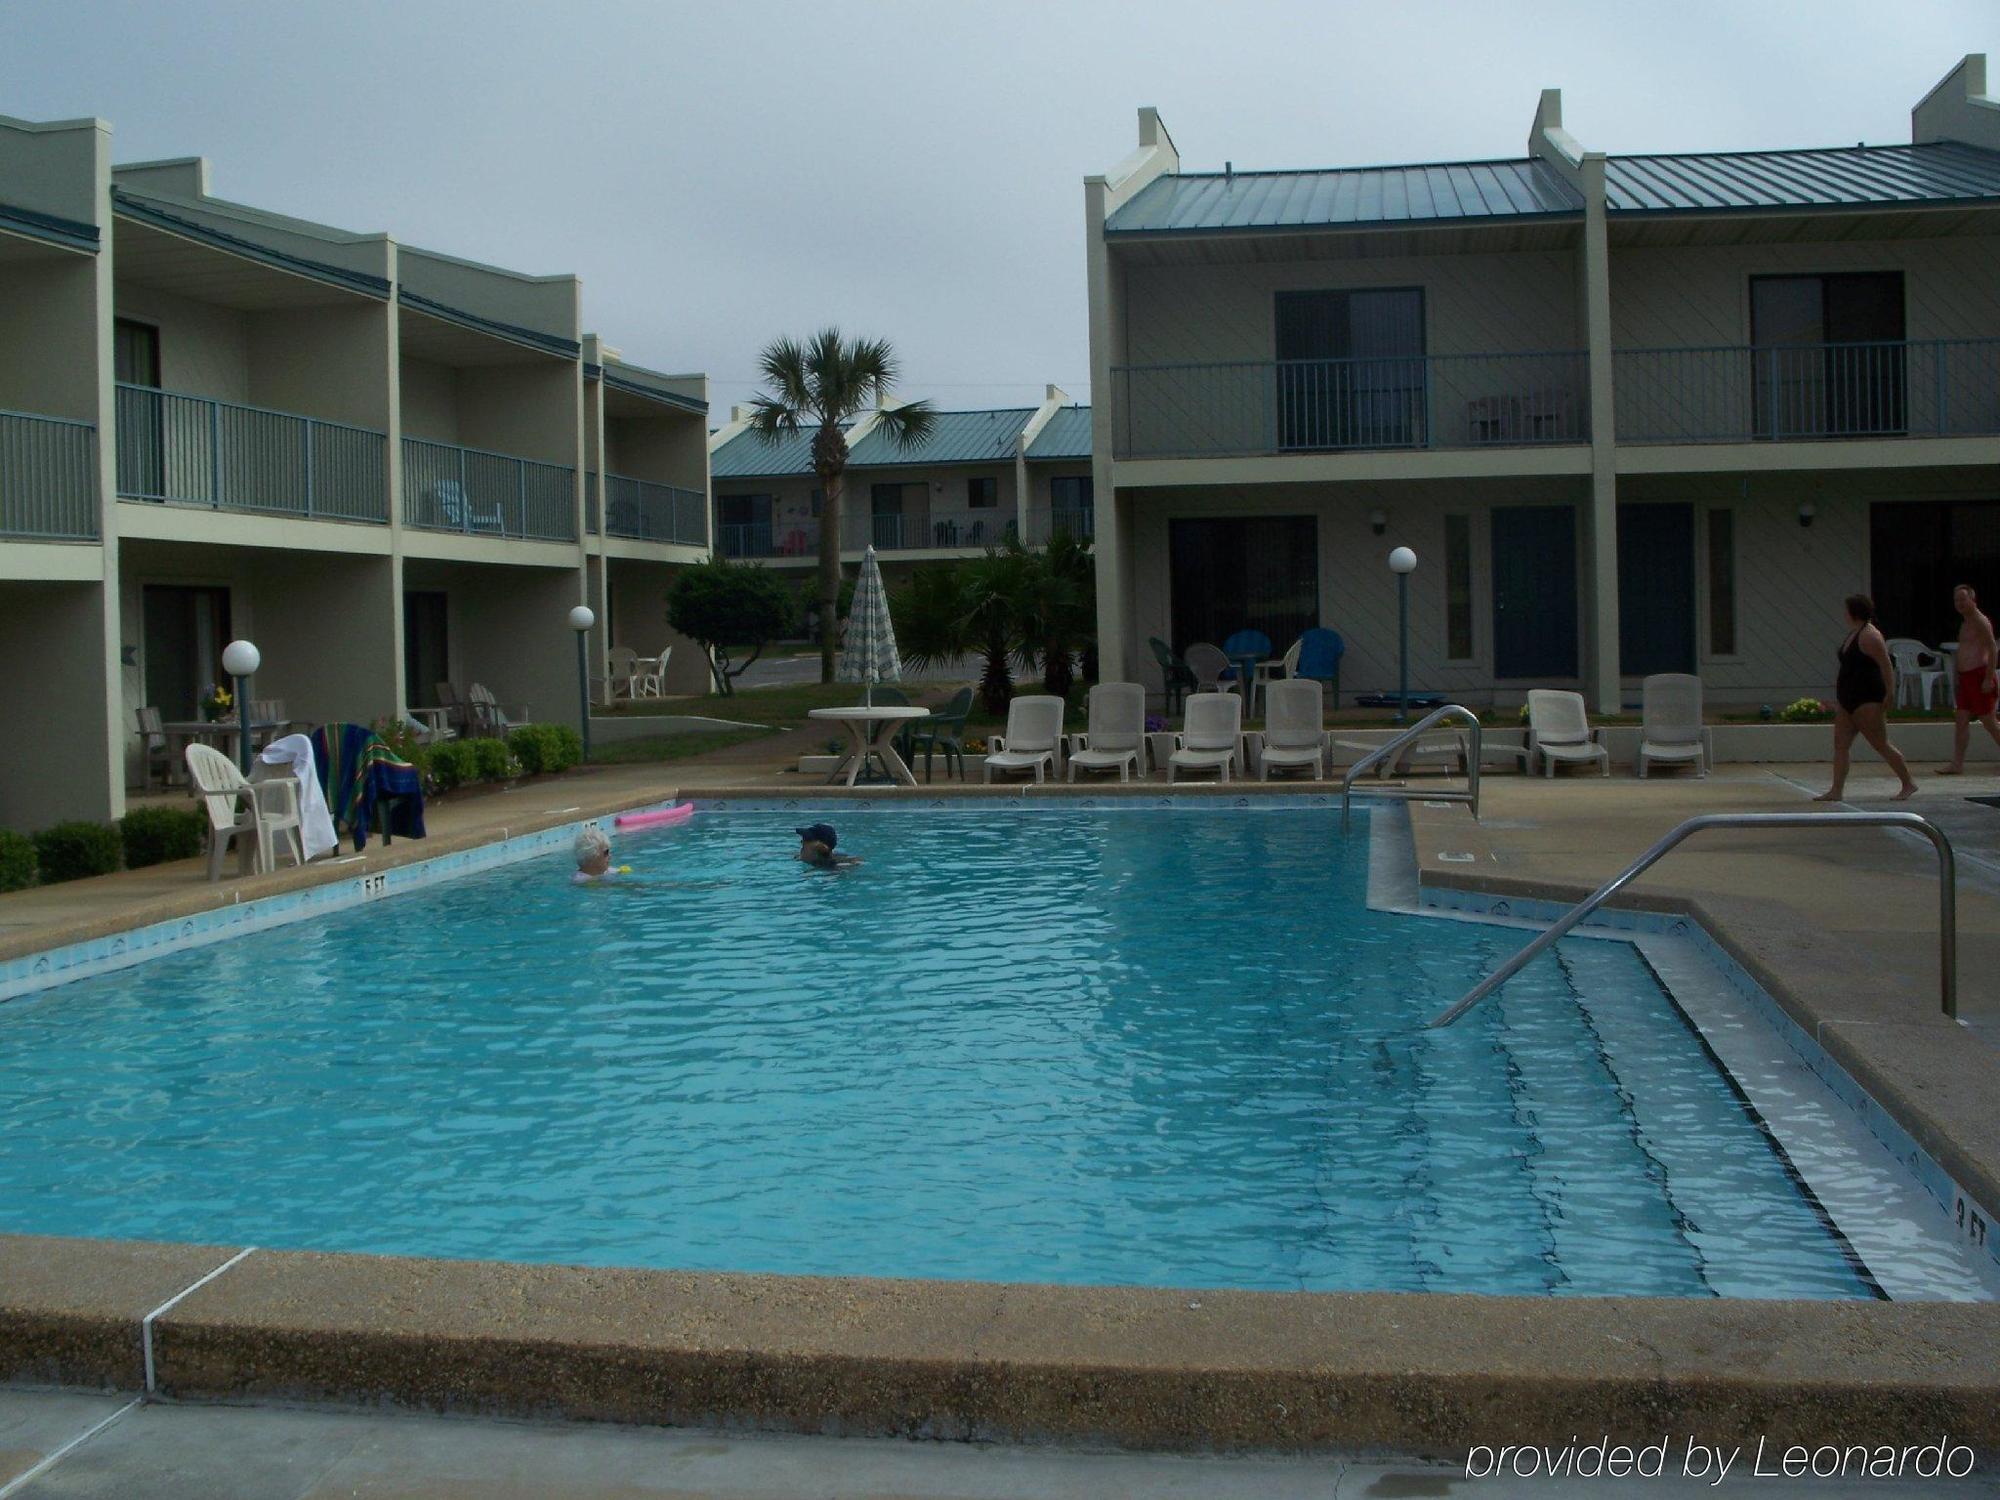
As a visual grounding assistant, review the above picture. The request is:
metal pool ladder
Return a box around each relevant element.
[1339,703,1482,834]
[1429,811,1958,1028]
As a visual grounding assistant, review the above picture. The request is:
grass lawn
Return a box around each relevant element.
[592,728,776,764]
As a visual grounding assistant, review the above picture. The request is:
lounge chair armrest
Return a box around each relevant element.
[989,735,1008,753]
[1066,732,1089,753]
[250,777,299,820]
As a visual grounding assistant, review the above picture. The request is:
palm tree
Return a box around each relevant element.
[894,551,1026,716]
[1007,530,1096,700]
[746,330,935,682]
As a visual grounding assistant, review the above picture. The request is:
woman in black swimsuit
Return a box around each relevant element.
[1817,593,1916,802]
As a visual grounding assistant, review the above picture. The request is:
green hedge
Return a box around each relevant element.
[508,723,583,776]
[120,805,208,869]
[33,820,122,884]
[0,831,35,892]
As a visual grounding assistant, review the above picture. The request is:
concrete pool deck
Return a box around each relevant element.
[4,762,2000,1465]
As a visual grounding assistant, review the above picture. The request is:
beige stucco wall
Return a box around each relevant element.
[116,281,250,402]
[457,362,580,469]
[395,248,579,346]
[603,558,710,695]
[605,409,707,493]
[396,356,459,443]
[246,303,394,430]
[0,113,105,226]
[402,560,581,733]
[1123,477,1593,709]
[0,254,98,419]
[0,581,117,828]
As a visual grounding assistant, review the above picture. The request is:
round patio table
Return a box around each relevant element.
[809,705,930,787]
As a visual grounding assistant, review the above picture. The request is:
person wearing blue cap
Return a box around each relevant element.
[795,822,861,870]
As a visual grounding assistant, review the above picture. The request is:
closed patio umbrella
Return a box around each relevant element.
[837,545,902,707]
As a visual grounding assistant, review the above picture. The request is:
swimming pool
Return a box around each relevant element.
[0,801,1980,1298]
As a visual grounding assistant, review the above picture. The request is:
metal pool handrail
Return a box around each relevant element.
[1429,811,1957,1028]
[1340,703,1482,833]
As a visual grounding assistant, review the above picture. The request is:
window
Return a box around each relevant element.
[1047,475,1094,539]
[114,319,165,499]
[1706,509,1736,656]
[1871,501,2000,644]
[1445,514,1473,659]
[809,488,824,518]
[1168,516,1318,654]
[1749,273,1905,437]
[716,493,773,556]
[967,476,998,509]
[1273,288,1425,450]
[114,319,160,387]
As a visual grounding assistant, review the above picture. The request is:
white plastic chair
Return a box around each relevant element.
[632,647,671,698]
[1886,638,1945,710]
[604,646,639,700]
[1258,679,1327,780]
[1066,682,1148,782]
[1253,636,1304,714]
[185,742,303,880]
[983,695,1065,783]
[1182,642,1237,701]
[1169,693,1243,782]
[1638,674,1710,779]
[1526,690,1609,778]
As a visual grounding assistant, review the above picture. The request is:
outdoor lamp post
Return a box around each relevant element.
[220,638,260,775]
[1388,547,1417,724]
[568,605,595,764]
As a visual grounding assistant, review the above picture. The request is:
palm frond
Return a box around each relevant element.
[872,399,938,452]
[756,337,815,417]
[744,394,801,438]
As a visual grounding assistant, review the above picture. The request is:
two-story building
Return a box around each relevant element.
[1086,55,2000,713]
[0,112,711,828]
[707,388,1094,590]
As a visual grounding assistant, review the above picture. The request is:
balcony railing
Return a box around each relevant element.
[402,438,576,542]
[115,384,387,523]
[604,474,707,545]
[1110,352,1590,459]
[1615,338,2000,443]
[716,508,1028,560]
[1029,505,1094,543]
[1,409,98,540]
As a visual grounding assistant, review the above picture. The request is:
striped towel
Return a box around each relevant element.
[310,723,427,850]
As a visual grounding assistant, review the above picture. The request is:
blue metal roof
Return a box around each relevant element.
[1604,140,2000,215]
[1026,405,1092,460]
[709,424,835,480]
[847,407,1034,467]
[1106,159,1583,235]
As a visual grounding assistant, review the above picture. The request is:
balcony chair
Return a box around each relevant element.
[431,480,505,535]
[135,706,172,791]
[467,683,529,736]
[1065,682,1148,782]
[435,682,473,735]
[185,742,303,880]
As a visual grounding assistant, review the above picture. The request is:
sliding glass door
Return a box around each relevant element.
[1750,273,1905,438]
[1168,516,1319,654]
[1275,289,1426,450]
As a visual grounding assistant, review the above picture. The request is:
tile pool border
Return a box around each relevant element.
[1417,881,2000,1287]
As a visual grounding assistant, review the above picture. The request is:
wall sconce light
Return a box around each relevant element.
[1369,508,1387,536]
[1797,500,1816,530]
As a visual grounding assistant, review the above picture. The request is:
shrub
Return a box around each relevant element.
[120,805,208,869]
[0,831,36,892]
[468,737,519,783]
[1777,696,1830,724]
[508,723,583,776]
[33,820,122,883]
[426,740,474,793]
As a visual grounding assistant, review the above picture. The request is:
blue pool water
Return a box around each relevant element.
[0,804,1875,1298]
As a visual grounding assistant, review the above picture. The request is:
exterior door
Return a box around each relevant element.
[1491,505,1577,679]
[403,591,450,708]
[870,483,907,549]
[1750,272,1905,437]
[1617,503,1696,676]
[1168,516,1319,655]
[114,318,164,499]
[1274,288,1425,450]
[142,585,231,720]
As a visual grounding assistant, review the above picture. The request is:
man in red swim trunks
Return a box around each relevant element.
[1941,583,2000,775]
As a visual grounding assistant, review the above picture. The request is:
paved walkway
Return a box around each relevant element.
[7,1388,1993,1498]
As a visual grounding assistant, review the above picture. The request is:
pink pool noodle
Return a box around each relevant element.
[614,803,696,830]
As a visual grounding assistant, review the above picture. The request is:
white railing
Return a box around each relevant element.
[0,408,97,539]
[115,384,386,522]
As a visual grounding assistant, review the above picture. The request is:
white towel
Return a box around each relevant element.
[258,733,339,862]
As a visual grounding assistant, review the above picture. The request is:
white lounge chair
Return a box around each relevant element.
[1638,673,1710,779]
[1182,642,1237,700]
[1526,689,1610,777]
[1169,692,1243,782]
[186,742,303,880]
[1258,679,1327,780]
[983,695,1065,783]
[1066,682,1148,782]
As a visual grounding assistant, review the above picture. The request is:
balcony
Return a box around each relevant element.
[1615,339,2000,444]
[1109,352,1590,460]
[401,438,576,542]
[116,385,387,523]
[585,473,707,546]
[1028,504,1094,544]
[1,409,97,540]
[716,509,1021,560]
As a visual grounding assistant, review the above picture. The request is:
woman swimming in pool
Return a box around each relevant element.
[1817,593,1917,803]
[571,825,630,883]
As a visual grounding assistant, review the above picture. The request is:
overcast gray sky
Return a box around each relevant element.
[3,1,1992,415]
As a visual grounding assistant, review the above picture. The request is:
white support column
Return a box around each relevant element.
[1578,151,1621,714]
